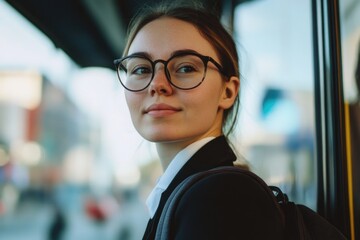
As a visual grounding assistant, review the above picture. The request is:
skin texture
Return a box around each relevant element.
[125,17,239,169]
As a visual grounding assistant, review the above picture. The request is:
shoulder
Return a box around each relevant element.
[171,168,285,239]
[176,169,278,216]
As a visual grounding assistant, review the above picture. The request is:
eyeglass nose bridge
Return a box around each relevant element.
[151,59,172,83]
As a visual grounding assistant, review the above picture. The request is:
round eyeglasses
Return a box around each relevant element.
[113,51,228,92]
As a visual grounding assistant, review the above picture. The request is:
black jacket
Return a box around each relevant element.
[142,136,285,240]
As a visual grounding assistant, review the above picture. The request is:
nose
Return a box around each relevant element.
[148,62,173,96]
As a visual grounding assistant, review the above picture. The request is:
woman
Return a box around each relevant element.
[114,3,285,239]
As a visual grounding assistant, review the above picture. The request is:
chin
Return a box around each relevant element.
[143,135,180,143]
[140,130,186,143]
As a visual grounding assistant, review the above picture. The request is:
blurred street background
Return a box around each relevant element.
[1,0,359,239]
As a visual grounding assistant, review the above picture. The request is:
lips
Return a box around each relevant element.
[144,103,181,117]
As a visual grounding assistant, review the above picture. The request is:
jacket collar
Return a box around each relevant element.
[168,135,236,190]
[142,135,237,240]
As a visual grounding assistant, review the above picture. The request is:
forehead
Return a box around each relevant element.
[128,17,218,59]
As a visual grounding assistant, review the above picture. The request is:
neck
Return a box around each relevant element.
[156,140,192,170]
[156,134,221,170]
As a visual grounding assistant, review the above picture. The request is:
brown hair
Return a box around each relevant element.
[123,2,240,136]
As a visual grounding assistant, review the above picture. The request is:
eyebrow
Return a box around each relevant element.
[127,49,202,60]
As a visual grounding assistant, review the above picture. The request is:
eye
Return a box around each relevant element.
[176,64,197,73]
[122,57,152,77]
[170,55,203,75]
[131,66,152,75]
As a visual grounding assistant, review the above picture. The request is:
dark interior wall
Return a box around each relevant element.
[4,0,226,68]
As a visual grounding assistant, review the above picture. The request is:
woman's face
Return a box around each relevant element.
[125,17,234,144]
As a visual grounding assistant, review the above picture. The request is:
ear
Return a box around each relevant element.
[219,76,240,110]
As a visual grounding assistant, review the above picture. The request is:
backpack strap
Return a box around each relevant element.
[270,186,347,240]
[270,186,311,240]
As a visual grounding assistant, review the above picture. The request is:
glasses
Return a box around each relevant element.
[113,51,228,92]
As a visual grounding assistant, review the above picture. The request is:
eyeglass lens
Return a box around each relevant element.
[117,54,206,91]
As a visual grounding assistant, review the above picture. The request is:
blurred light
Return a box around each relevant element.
[0,147,10,166]
[2,184,20,214]
[268,176,288,185]
[115,164,141,187]
[68,67,118,117]
[0,71,42,110]
[16,142,43,166]
[63,146,93,184]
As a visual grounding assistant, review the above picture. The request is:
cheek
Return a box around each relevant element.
[185,88,222,118]
[124,92,132,110]
[125,92,141,118]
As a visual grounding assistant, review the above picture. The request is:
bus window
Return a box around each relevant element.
[233,0,316,210]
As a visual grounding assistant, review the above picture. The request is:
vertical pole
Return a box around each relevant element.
[312,0,350,237]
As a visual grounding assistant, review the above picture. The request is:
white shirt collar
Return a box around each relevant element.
[145,137,215,218]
